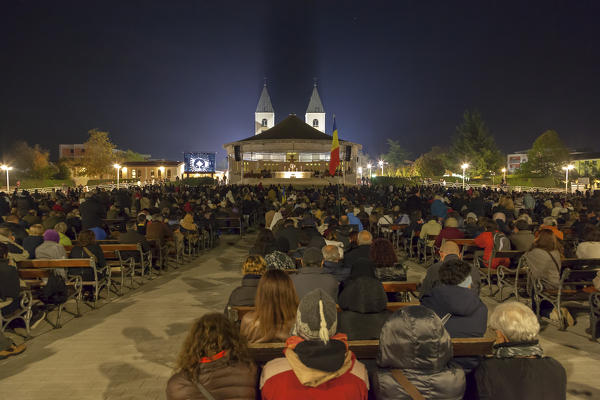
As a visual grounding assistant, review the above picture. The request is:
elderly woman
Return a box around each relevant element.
[54,222,72,246]
[474,301,566,400]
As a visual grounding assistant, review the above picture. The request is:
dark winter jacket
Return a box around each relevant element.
[22,235,44,259]
[420,254,480,297]
[421,285,488,370]
[373,306,465,400]
[344,245,372,268]
[290,267,339,302]
[338,276,390,340]
[226,275,261,309]
[80,197,106,230]
[322,260,350,282]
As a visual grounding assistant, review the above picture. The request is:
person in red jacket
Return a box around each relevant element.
[260,288,369,400]
[434,217,465,250]
[474,218,510,269]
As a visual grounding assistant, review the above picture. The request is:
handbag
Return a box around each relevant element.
[40,270,68,305]
[391,369,425,400]
[375,263,407,281]
[195,381,216,400]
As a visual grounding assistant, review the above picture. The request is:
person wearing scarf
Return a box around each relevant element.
[474,301,566,400]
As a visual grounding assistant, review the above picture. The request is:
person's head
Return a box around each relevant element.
[370,238,397,267]
[489,301,540,343]
[78,229,96,247]
[481,218,498,232]
[322,245,341,263]
[533,229,560,252]
[493,212,506,223]
[242,255,267,275]
[348,231,359,246]
[543,216,557,227]
[0,242,8,260]
[137,214,146,224]
[302,247,324,268]
[583,226,600,242]
[444,217,458,228]
[466,212,478,224]
[6,215,19,224]
[54,221,67,234]
[126,220,137,231]
[28,224,45,236]
[254,270,298,337]
[357,230,372,246]
[175,313,251,378]
[339,215,349,225]
[291,288,337,344]
[438,240,460,261]
[439,259,472,288]
[43,229,60,243]
[515,219,530,232]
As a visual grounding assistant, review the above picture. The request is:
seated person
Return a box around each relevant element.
[226,255,266,309]
[1,215,28,245]
[69,230,106,281]
[54,222,72,246]
[434,217,464,250]
[509,219,535,252]
[421,259,488,371]
[373,306,465,399]
[420,240,480,297]
[344,230,373,268]
[537,216,564,241]
[166,313,257,400]
[473,218,510,269]
[0,227,30,264]
[474,301,566,400]
[464,212,483,238]
[241,270,298,343]
[419,216,442,246]
[23,224,44,259]
[35,229,66,260]
[338,272,389,340]
[576,226,600,259]
[119,220,151,253]
[290,247,339,301]
[260,289,369,400]
[321,244,349,282]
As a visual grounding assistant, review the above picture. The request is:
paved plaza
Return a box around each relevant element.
[0,234,599,399]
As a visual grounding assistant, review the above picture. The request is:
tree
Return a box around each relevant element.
[414,146,447,177]
[447,110,503,176]
[120,149,149,162]
[520,130,569,177]
[79,129,116,177]
[383,139,410,169]
[10,141,54,178]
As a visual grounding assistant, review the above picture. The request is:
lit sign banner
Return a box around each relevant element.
[184,152,216,173]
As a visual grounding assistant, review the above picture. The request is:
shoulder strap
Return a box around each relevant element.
[194,380,216,400]
[391,369,425,400]
[543,249,561,274]
[82,246,97,262]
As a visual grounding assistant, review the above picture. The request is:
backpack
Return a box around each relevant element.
[493,232,511,252]
[40,271,68,305]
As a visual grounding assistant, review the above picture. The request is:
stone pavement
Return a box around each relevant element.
[0,234,253,400]
[1,236,599,399]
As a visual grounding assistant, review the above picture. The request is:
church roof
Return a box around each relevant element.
[256,84,274,113]
[238,115,334,142]
[306,85,325,113]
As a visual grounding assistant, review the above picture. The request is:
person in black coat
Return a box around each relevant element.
[68,229,106,281]
[421,258,488,372]
[474,301,566,400]
[225,255,267,312]
[79,195,106,230]
[343,230,372,269]
[22,224,45,259]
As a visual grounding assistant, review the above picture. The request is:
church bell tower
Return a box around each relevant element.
[305,82,326,133]
[255,81,275,135]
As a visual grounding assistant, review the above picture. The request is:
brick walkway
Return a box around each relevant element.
[1,236,599,399]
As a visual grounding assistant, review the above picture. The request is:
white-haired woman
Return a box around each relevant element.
[474,301,566,400]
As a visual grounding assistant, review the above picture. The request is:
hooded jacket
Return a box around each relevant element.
[373,306,465,400]
[338,276,390,340]
[260,334,369,400]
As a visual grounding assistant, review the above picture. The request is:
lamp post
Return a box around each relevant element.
[378,160,384,176]
[461,163,469,189]
[1,165,13,192]
[562,164,574,194]
[367,163,372,178]
[501,167,507,184]
[113,164,121,189]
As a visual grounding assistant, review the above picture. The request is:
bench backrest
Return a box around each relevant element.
[248,336,496,362]
[381,282,418,293]
[18,258,94,268]
[64,244,140,259]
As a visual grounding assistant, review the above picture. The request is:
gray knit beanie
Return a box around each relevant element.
[291,288,337,343]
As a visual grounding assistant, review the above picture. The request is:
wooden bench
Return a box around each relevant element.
[216,217,242,237]
[442,238,477,259]
[19,258,110,309]
[230,302,420,322]
[248,337,496,363]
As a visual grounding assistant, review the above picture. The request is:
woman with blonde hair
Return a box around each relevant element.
[226,255,267,310]
[54,222,72,246]
[167,313,257,400]
[240,269,298,343]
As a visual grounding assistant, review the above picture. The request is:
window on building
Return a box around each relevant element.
[150,170,155,177]
[131,169,136,179]
[167,169,172,178]
[313,119,319,127]
[157,169,162,178]
[261,118,268,127]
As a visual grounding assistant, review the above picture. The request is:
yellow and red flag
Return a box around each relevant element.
[329,117,340,176]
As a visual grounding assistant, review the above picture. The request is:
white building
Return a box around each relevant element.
[507,152,528,173]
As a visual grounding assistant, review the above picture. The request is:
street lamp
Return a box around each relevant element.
[158,166,165,180]
[562,164,575,194]
[461,163,469,189]
[367,163,372,178]
[357,166,363,182]
[1,165,13,192]
[113,163,121,189]
[378,160,384,176]
[501,167,507,184]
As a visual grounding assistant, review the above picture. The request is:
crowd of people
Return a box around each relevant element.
[3,182,600,398]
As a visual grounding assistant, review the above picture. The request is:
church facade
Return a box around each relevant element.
[224,82,362,185]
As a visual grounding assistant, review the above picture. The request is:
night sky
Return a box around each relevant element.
[2,0,599,162]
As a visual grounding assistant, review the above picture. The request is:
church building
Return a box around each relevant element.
[224,82,362,185]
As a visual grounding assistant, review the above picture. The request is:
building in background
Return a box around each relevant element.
[571,152,600,177]
[59,144,86,159]
[506,151,529,173]
[121,160,184,181]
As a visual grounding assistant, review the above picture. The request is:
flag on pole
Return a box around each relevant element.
[329,117,340,176]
